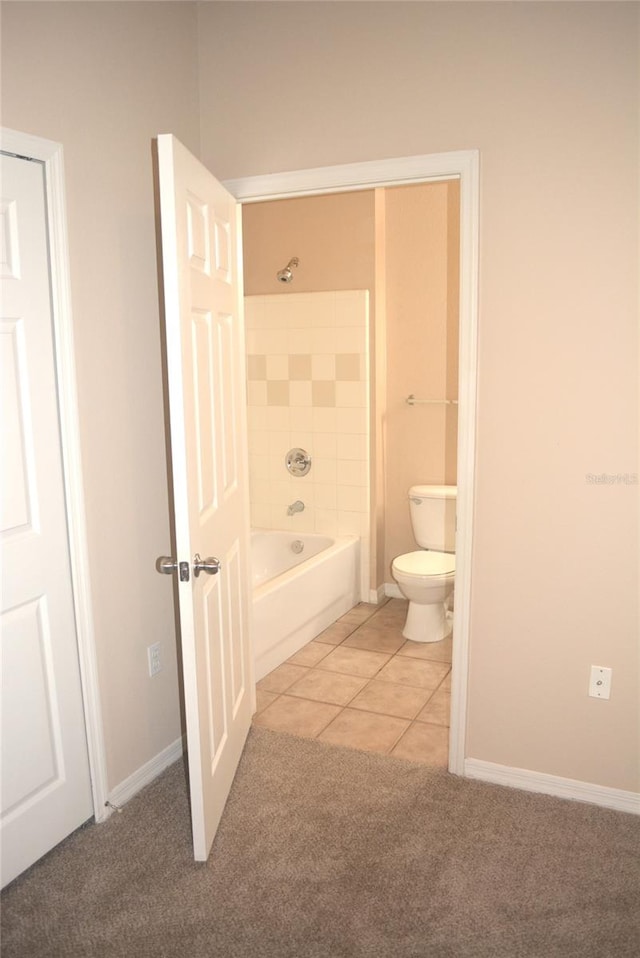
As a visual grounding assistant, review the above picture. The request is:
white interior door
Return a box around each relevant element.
[156,134,255,861]
[0,152,93,888]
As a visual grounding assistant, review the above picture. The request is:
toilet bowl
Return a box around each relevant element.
[391,551,455,643]
[391,484,457,643]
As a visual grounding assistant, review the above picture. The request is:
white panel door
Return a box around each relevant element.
[0,153,93,888]
[156,135,254,861]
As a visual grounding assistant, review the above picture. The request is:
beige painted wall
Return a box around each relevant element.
[2,1,637,803]
[1,2,201,790]
[242,192,375,297]
[383,180,460,575]
[199,2,639,792]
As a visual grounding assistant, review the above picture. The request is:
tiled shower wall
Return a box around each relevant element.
[245,291,370,599]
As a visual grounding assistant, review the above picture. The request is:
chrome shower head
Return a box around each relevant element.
[277,257,299,283]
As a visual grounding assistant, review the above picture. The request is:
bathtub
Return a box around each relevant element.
[251,530,360,680]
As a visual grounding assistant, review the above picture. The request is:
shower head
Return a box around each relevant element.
[277,257,299,283]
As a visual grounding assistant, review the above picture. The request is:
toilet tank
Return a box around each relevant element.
[408,485,457,551]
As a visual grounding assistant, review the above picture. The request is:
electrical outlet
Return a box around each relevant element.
[147,643,162,677]
[588,665,612,699]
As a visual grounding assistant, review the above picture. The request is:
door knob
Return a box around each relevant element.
[193,553,221,577]
[156,556,191,581]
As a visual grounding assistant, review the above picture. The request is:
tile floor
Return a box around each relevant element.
[253,598,452,765]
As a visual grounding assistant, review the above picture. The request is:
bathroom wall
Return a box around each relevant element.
[383,180,460,576]
[245,291,370,598]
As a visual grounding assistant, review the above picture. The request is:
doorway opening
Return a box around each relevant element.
[227,150,479,776]
[241,180,459,765]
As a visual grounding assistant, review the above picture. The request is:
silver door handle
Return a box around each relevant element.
[193,553,221,577]
[156,556,190,581]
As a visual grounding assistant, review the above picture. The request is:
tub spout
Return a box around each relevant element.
[287,500,305,516]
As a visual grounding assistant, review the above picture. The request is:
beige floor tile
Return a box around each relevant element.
[391,722,449,765]
[287,669,367,706]
[287,642,333,668]
[252,695,340,738]
[255,690,279,714]
[349,679,433,720]
[342,623,406,654]
[415,689,451,726]
[440,671,452,691]
[318,708,409,755]
[385,598,408,612]
[397,635,453,663]
[256,662,309,693]
[338,602,381,627]
[317,645,391,678]
[376,656,450,689]
[369,599,408,624]
[314,621,357,645]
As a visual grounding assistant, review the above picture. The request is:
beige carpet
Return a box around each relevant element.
[2,727,639,958]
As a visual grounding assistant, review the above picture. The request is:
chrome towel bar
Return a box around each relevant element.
[406,394,458,405]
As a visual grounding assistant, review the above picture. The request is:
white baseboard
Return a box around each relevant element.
[384,581,403,599]
[368,584,387,604]
[104,736,185,816]
[465,758,640,816]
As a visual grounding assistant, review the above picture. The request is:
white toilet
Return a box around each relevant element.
[391,484,456,643]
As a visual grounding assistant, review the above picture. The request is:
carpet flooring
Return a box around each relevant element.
[2,727,639,958]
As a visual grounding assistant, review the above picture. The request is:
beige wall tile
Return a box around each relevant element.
[336,381,367,407]
[311,328,337,353]
[289,406,314,431]
[266,354,288,380]
[313,483,338,509]
[312,408,338,432]
[336,433,367,461]
[289,381,312,406]
[312,381,336,407]
[267,381,290,406]
[247,381,267,406]
[289,353,312,380]
[335,408,368,435]
[247,354,267,380]
[288,329,313,353]
[311,354,336,380]
[337,460,367,486]
[313,433,337,458]
[336,353,361,380]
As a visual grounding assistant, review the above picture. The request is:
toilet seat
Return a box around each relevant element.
[392,550,455,578]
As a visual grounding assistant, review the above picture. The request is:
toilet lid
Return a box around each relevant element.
[393,550,455,577]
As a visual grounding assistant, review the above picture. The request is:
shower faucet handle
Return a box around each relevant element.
[285,447,312,477]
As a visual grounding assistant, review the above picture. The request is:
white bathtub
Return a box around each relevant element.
[251,530,360,680]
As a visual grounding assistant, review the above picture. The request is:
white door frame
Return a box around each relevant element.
[1,128,109,820]
[225,150,479,775]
